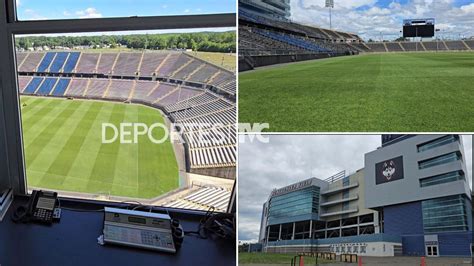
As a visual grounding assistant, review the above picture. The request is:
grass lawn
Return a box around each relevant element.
[239,252,334,264]
[187,51,236,72]
[239,52,474,132]
[20,96,179,199]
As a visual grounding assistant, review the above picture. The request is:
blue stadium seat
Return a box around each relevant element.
[37,52,56,72]
[23,77,44,94]
[63,52,80,73]
[36,77,58,95]
[52,78,70,96]
[254,29,331,53]
[49,52,68,72]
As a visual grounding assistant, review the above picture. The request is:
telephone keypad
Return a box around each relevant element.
[104,225,175,250]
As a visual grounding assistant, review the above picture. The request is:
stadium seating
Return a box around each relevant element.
[400,42,422,51]
[63,52,80,73]
[36,77,58,95]
[17,50,236,171]
[385,42,404,52]
[113,52,141,76]
[132,80,159,101]
[66,78,89,97]
[172,59,202,80]
[106,79,132,100]
[51,78,71,96]
[465,40,474,49]
[75,53,100,73]
[96,53,118,74]
[37,52,55,72]
[86,78,109,97]
[23,77,43,94]
[19,53,44,72]
[139,52,168,76]
[49,52,68,72]
[164,186,231,212]
[365,43,387,52]
[422,41,447,51]
[444,41,469,50]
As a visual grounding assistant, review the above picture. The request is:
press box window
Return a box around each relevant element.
[417,135,459,153]
[420,170,465,187]
[418,152,462,169]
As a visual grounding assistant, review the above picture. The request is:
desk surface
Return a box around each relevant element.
[0,197,235,266]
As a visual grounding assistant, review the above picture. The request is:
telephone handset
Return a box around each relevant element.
[12,190,59,225]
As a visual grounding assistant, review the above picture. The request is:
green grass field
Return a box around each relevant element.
[239,52,474,132]
[239,252,333,264]
[20,96,179,199]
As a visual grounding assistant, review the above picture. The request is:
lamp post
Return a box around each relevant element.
[326,0,334,30]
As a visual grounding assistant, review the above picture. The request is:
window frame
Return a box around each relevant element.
[0,0,236,213]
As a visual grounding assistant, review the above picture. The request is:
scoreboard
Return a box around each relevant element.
[403,18,435,38]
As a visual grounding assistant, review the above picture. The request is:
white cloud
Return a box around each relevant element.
[76,8,102,19]
[290,0,474,40]
[184,9,190,13]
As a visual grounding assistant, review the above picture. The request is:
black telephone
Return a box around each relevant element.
[12,190,59,225]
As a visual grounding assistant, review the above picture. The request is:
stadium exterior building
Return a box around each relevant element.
[239,0,291,21]
[258,135,473,257]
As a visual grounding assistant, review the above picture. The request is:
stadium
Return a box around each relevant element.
[16,47,236,211]
[256,135,473,258]
[238,0,474,132]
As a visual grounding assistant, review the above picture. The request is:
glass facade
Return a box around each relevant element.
[420,171,465,187]
[417,135,458,153]
[422,195,469,233]
[267,186,320,224]
[418,152,461,169]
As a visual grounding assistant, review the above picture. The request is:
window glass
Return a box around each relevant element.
[16,0,236,21]
[15,28,236,212]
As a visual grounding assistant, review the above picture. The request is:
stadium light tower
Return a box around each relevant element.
[326,0,334,30]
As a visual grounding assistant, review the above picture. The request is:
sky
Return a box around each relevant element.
[238,135,473,242]
[15,0,236,35]
[290,0,474,40]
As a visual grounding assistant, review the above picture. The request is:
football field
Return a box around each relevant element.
[20,96,179,199]
[239,52,474,132]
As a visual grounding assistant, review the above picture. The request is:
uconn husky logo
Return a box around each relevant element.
[375,156,404,185]
[382,160,396,180]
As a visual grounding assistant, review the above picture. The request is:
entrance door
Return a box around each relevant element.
[426,245,439,257]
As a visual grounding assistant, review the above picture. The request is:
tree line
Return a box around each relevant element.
[15,31,236,53]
